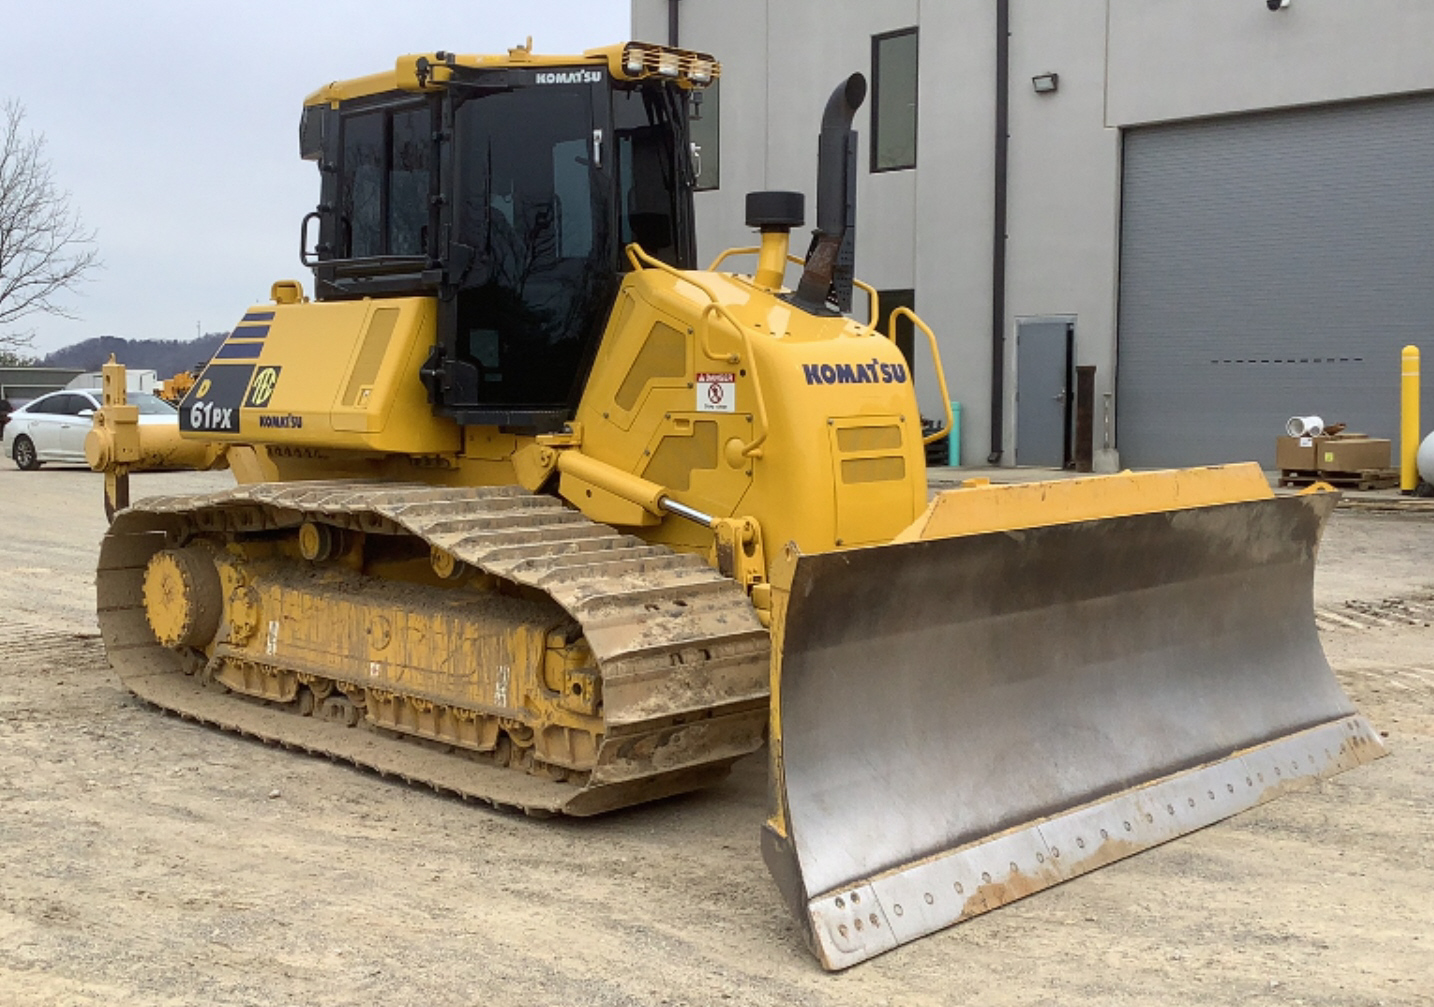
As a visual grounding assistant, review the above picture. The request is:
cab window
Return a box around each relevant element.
[339,102,432,259]
[614,86,681,265]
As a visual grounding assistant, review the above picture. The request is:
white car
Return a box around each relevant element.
[2,389,178,470]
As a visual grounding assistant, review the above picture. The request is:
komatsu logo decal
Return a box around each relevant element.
[802,361,909,386]
[535,70,603,85]
[258,414,303,429]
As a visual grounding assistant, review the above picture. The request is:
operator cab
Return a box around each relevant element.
[298,44,714,431]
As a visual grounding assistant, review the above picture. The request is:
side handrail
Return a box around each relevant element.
[626,244,743,363]
[707,246,881,335]
[707,246,763,271]
[701,303,771,459]
[890,306,954,447]
[850,278,880,337]
[626,243,770,458]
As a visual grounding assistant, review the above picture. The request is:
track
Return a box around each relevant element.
[96,482,771,816]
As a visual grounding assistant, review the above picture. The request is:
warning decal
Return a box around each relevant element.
[696,372,736,413]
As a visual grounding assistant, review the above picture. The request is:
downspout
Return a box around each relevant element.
[988,0,1010,465]
[668,0,679,46]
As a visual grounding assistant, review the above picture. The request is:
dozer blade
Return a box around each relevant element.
[761,465,1385,970]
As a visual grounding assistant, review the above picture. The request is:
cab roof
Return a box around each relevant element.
[303,41,719,107]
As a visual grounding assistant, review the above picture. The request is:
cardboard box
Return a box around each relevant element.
[1317,436,1390,473]
[1276,435,1318,471]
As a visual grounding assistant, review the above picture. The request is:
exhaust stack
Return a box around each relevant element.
[792,73,866,314]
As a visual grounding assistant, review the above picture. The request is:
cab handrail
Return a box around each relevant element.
[890,306,953,447]
[707,246,881,335]
[625,243,770,459]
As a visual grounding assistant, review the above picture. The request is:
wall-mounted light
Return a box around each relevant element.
[1032,73,1059,95]
[1267,0,1291,9]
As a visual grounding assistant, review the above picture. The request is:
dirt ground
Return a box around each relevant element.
[1,463,1431,1006]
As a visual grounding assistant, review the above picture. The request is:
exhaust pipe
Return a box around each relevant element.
[793,73,866,314]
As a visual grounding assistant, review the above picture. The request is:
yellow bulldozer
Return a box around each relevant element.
[156,368,198,406]
[87,41,1384,970]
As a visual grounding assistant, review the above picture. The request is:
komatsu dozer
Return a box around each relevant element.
[88,42,1385,969]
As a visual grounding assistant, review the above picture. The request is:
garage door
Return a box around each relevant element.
[1117,94,1434,469]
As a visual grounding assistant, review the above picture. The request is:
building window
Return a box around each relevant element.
[689,80,720,191]
[877,288,916,374]
[871,28,918,172]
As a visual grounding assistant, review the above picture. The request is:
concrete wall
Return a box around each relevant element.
[636,0,922,283]
[1002,2,1120,463]
[634,0,768,259]
[635,0,987,456]
[908,1,998,464]
[1107,0,1434,127]
[632,0,1434,466]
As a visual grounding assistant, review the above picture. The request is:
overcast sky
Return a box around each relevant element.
[3,0,630,356]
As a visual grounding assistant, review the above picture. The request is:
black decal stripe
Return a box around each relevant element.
[215,342,263,360]
[179,364,254,433]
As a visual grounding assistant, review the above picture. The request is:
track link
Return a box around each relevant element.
[97,482,771,815]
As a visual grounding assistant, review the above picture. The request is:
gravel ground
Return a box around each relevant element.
[0,463,1430,1006]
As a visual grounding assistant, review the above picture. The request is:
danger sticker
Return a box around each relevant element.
[697,372,736,413]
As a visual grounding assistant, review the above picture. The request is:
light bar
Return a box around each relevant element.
[618,43,721,87]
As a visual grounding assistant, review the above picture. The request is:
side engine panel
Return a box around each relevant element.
[180,296,457,456]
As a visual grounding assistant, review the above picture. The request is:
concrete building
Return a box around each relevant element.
[0,367,84,406]
[632,0,1434,468]
[67,369,160,395]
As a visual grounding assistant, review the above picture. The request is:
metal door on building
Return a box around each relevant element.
[1016,319,1073,468]
[1117,94,1434,468]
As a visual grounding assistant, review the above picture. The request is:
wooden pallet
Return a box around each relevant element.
[1279,467,1400,491]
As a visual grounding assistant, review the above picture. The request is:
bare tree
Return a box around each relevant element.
[0,100,99,353]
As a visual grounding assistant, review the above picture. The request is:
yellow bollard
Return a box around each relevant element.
[1402,345,1421,493]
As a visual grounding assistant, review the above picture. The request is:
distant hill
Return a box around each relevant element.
[42,333,228,376]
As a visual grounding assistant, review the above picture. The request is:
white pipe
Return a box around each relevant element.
[1285,415,1325,437]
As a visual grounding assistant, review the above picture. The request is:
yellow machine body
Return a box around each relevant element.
[91,42,1385,973]
[181,297,457,456]
[177,260,926,561]
[156,370,196,405]
[571,262,926,554]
